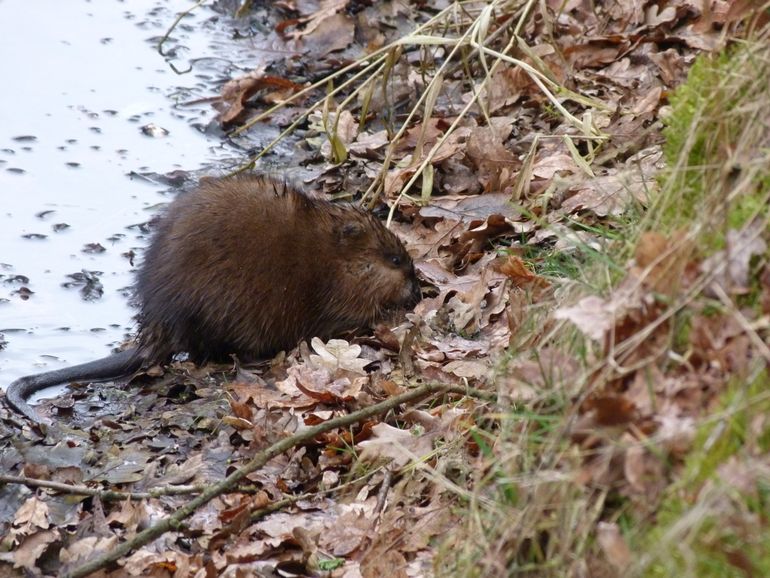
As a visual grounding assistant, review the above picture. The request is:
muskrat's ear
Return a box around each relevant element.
[339,222,365,242]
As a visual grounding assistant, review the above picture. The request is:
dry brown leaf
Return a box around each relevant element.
[358,423,435,468]
[672,25,724,51]
[301,12,355,55]
[597,522,631,571]
[443,270,505,333]
[645,4,677,26]
[532,151,579,180]
[419,193,523,222]
[632,230,692,295]
[122,550,181,576]
[12,530,59,570]
[701,219,767,294]
[390,219,463,261]
[649,48,688,85]
[60,536,120,567]
[218,72,302,124]
[478,66,533,113]
[442,359,492,381]
[231,376,315,410]
[288,0,349,40]
[555,295,619,341]
[561,170,651,217]
[104,496,148,532]
[564,41,627,69]
[361,550,408,578]
[439,214,521,270]
[623,442,665,499]
[384,129,469,196]
[12,497,50,536]
[395,118,448,155]
[349,129,390,156]
[465,125,519,189]
[597,58,653,89]
[632,86,664,116]
[319,110,358,160]
[229,396,254,421]
[493,254,550,290]
[282,364,336,402]
[319,507,372,556]
[309,337,369,375]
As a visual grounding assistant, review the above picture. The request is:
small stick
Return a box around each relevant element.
[65,382,463,578]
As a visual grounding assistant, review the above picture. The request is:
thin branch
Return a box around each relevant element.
[0,476,155,501]
[0,475,267,501]
[65,382,468,578]
[157,0,208,73]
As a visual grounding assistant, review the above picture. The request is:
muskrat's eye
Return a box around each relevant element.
[389,255,402,267]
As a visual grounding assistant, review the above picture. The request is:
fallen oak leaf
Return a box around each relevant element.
[294,377,362,404]
[493,254,550,290]
[229,397,254,421]
[631,229,692,295]
[357,423,435,468]
[218,72,304,124]
[121,550,186,577]
[384,129,470,196]
[561,171,651,217]
[299,12,354,56]
[597,522,632,571]
[701,218,767,295]
[623,442,665,497]
[284,364,337,404]
[60,535,120,568]
[11,496,50,537]
[419,193,523,223]
[309,337,369,375]
[443,359,493,381]
[440,214,521,271]
[10,529,60,571]
[554,294,626,341]
[284,0,349,40]
[284,362,366,404]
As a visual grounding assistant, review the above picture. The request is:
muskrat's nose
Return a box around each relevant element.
[408,275,422,306]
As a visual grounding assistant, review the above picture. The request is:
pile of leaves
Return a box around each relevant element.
[1,0,768,576]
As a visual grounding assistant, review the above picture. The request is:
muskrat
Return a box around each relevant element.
[6,175,421,423]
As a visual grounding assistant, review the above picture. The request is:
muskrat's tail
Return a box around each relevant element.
[5,348,144,424]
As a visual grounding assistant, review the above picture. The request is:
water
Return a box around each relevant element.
[0,0,233,394]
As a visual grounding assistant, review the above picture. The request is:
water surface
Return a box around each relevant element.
[0,0,232,394]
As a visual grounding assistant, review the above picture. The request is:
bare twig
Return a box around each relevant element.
[157,0,208,74]
[66,382,473,578]
[373,468,394,517]
[0,475,180,500]
[0,475,276,501]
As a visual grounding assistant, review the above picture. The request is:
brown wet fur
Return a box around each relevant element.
[5,174,419,423]
[134,174,421,363]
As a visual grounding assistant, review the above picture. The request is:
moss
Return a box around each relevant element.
[656,46,770,249]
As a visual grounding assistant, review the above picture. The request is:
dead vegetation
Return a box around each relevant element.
[1,0,769,577]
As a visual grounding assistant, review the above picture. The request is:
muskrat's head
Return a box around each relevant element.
[333,209,421,322]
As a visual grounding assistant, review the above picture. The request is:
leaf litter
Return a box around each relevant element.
[1,0,768,576]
